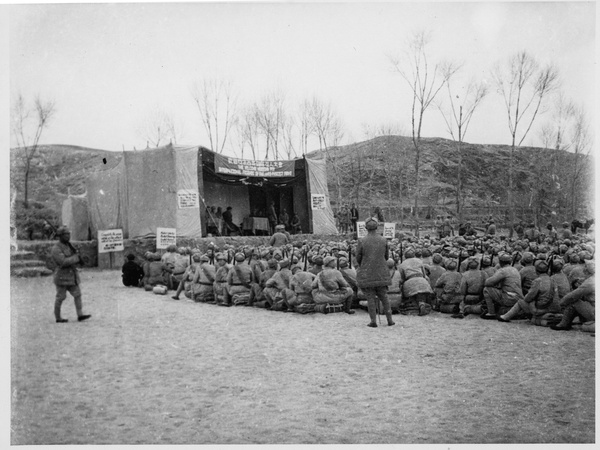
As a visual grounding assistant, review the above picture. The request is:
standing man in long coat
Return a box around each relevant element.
[51,226,91,323]
[356,217,395,328]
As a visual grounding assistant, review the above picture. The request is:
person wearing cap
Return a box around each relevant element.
[485,220,496,236]
[481,252,524,319]
[518,252,538,296]
[338,256,360,307]
[122,254,144,287]
[435,260,462,314]
[350,203,359,233]
[267,201,278,235]
[524,223,540,243]
[225,252,254,306]
[263,258,294,310]
[498,259,560,325]
[290,212,302,235]
[559,222,573,240]
[249,258,279,308]
[311,255,354,314]
[144,253,170,291]
[398,247,434,315]
[568,252,592,290]
[288,265,317,311]
[550,258,571,300]
[309,255,324,276]
[562,253,579,280]
[269,224,290,248]
[171,254,200,300]
[546,222,558,243]
[442,216,454,238]
[551,262,595,331]
[190,254,216,303]
[457,258,487,317]
[213,253,232,306]
[51,226,91,323]
[169,247,190,292]
[356,217,394,327]
[480,255,496,278]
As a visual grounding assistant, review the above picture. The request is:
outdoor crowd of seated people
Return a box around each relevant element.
[121,220,595,331]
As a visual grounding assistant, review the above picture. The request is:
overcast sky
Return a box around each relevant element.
[8,1,597,156]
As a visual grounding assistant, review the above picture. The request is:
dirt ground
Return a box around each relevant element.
[10,269,595,445]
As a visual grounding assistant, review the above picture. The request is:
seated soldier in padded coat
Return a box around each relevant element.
[435,259,463,314]
[213,253,232,306]
[311,256,354,314]
[498,259,561,326]
[263,258,294,310]
[190,254,216,303]
[144,253,170,291]
[225,252,254,306]
[398,248,434,315]
[458,257,487,317]
[249,258,279,308]
[287,264,316,311]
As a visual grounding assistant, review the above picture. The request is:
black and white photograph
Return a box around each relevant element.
[7,1,596,446]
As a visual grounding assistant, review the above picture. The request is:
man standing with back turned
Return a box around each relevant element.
[51,226,91,323]
[356,217,395,328]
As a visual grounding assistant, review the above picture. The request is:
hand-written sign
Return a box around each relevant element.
[356,222,367,238]
[311,194,326,210]
[215,154,295,178]
[177,189,199,209]
[157,228,177,249]
[98,229,124,253]
[383,222,396,239]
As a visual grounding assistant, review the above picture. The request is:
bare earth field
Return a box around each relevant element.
[11,269,595,445]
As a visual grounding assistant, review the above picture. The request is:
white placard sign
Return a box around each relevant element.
[98,229,124,253]
[383,222,396,239]
[177,189,199,209]
[157,227,177,249]
[356,221,367,238]
[311,194,326,210]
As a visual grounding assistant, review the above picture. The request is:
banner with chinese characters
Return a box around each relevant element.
[98,229,124,253]
[214,154,295,178]
[157,227,177,249]
[177,189,199,209]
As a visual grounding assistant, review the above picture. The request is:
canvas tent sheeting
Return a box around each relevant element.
[79,144,337,240]
[86,145,202,239]
[62,194,91,241]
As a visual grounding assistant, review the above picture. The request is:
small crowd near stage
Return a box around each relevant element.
[122,216,594,333]
[204,201,302,237]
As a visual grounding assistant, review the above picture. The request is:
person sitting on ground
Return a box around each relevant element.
[551,261,595,331]
[435,259,463,314]
[311,255,355,314]
[213,253,231,306]
[287,264,316,313]
[249,258,278,308]
[190,254,216,303]
[169,247,189,291]
[524,223,540,242]
[398,248,434,315]
[263,258,294,311]
[481,255,496,278]
[290,213,302,235]
[225,252,254,306]
[171,254,199,300]
[519,252,538,296]
[498,259,561,326]
[550,257,571,303]
[308,255,324,276]
[122,254,144,287]
[144,253,170,291]
[338,255,360,308]
[568,251,592,290]
[269,224,290,247]
[485,220,496,236]
[481,252,524,320]
[559,221,573,240]
[425,253,446,297]
[385,258,402,314]
[457,257,487,317]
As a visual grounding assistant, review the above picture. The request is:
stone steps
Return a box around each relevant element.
[11,251,53,278]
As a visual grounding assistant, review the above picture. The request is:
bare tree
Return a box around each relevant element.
[137,106,184,148]
[252,90,289,160]
[237,106,260,160]
[191,78,237,154]
[298,98,316,155]
[492,51,558,235]
[438,75,488,221]
[390,30,459,236]
[311,97,345,208]
[567,106,592,218]
[11,93,56,208]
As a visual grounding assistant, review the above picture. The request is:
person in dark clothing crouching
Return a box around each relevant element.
[122,254,144,287]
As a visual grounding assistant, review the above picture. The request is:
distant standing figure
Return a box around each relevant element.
[290,213,302,234]
[51,226,91,323]
[268,201,278,234]
[350,203,359,232]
